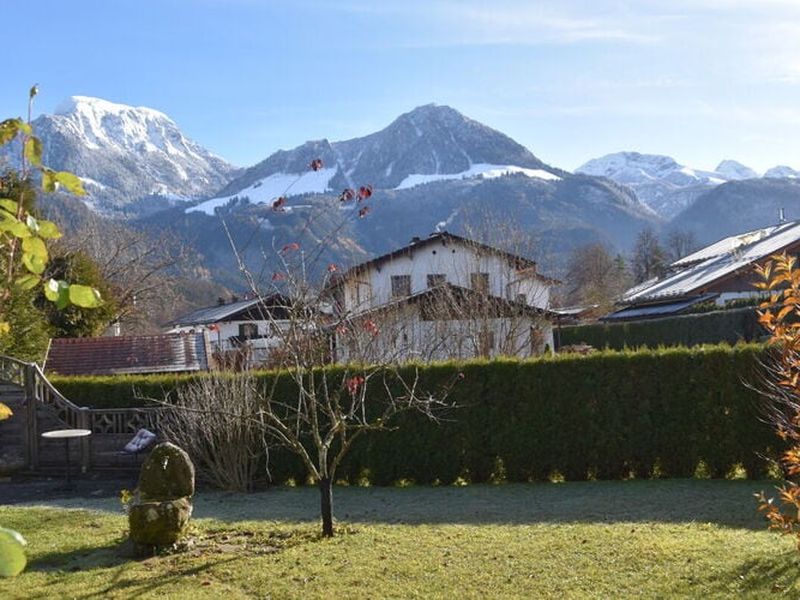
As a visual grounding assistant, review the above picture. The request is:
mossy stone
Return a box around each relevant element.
[138,442,195,501]
[128,497,193,546]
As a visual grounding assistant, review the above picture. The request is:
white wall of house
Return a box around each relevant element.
[341,238,552,314]
[334,304,554,365]
[169,319,289,365]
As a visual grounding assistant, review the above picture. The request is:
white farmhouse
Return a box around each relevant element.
[166,295,290,367]
[330,232,559,363]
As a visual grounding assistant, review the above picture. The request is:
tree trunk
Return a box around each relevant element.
[319,476,334,537]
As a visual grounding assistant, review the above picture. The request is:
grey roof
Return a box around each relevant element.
[603,294,718,322]
[170,298,262,326]
[622,220,800,304]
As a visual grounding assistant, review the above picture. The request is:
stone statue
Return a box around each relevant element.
[128,442,195,549]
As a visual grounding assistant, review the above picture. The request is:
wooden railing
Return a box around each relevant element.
[0,355,160,470]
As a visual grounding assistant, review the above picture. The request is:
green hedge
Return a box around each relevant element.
[49,344,778,483]
[557,308,763,350]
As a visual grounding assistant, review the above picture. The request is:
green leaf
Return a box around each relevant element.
[68,284,102,308]
[21,236,47,261]
[0,199,18,214]
[23,136,42,167]
[0,119,21,146]
[0,219,32,238]
[14,274,40,290]
[41,169,85,196]
[29,84,38,100]
[0,526,27,577]
[36,219,61,239]
[22,252,46,275]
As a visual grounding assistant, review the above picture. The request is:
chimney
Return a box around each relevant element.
[217,296,226,306]
[779,207,787,224]
[410,236,421,244]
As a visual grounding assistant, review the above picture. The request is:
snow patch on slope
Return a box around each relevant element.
[187,167,338,215]
[396,164,560,190]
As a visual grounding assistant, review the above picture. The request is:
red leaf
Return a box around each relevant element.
[339,188,355,202]
[309,158,324,172]
[272,197,286,211]
[327,263,338,272]
[345,376,365,395]
[357,185,373,200]
[281,242,300,253]
[271,271,286,281]
[364,319,379,336]
[358,206,371,218]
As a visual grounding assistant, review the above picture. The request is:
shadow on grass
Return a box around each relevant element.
[27,540,240,600]
[11,479,779,530]
[191,479,774,530]
[694,550,800,596]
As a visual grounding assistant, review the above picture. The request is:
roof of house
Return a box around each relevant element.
[168,294,288,326]
[343,283,559,321]
[45,333,210,376]
[603,294,718,322]
[620,220,800,305]
[338,231,560,285]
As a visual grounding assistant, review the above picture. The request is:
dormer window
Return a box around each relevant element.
[391,275,412,297]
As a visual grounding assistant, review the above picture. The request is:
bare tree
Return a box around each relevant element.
[565,243,630,311]
[632,226,668,284]
[664,229,698,263]
[159,165,458,538]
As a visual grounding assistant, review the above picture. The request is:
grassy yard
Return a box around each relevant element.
[0,480,798,598]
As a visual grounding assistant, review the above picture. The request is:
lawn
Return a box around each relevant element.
[0,480,798,598]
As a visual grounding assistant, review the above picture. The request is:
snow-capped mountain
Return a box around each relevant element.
[189,104,565,215]
[575,152,760,219]
[2,96,237,211]
[715,159,759,181]
[764,165,800,179]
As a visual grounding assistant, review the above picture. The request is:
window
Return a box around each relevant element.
[427,273,446,288]
[391,275,412,297]
[239,323,259,340]
[470,272,489,293]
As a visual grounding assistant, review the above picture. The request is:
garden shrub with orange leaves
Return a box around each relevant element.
[754,252,800,549]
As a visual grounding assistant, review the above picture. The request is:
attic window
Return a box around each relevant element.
[391,275,412,298]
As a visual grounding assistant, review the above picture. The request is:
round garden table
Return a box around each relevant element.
[41,429,92,490]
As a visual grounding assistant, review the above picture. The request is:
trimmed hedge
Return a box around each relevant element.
[49,344,778,483]
[557,308,763,350]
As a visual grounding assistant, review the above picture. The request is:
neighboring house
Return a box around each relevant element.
[605,220,800,321]
[166,295,290,367]
[330,232,559,362]
[45,333,211,376]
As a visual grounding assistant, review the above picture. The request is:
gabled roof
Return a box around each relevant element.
[621,220,800,304]
[339,232,560,285]
[45,333,210,376]
[344,283,558,321]
[168,294,289,326]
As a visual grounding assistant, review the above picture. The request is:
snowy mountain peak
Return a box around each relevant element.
[54,95,172,122]
[195,103,562,214]
[8,96,238,211]
[576,152,727,219]
[715,159,758,180]
[764,165,800,179]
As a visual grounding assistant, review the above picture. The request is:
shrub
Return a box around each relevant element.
[49,344,776,485]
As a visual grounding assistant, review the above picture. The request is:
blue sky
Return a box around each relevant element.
[3,0,800,172]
